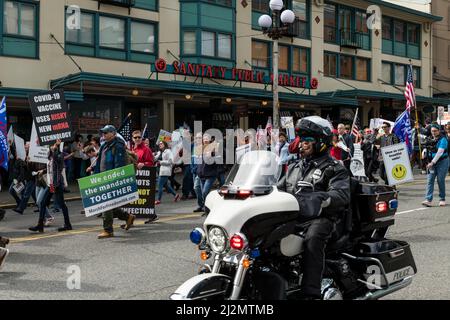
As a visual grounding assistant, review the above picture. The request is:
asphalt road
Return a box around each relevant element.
[0,177,449,300]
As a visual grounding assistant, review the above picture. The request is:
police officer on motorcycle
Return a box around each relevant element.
[279,116,351,299]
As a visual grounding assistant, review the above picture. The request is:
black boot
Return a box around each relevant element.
[29,220,44,233]
[58,225,73,232]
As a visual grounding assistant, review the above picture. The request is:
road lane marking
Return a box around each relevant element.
[397,207,430,215]
[9,213,201,244]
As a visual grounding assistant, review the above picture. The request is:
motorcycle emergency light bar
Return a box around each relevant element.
[219,188,254,200]
[230,233,248,251]
[375,201,388,213]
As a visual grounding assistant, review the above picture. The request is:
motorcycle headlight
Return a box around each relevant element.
[208,227,228,253]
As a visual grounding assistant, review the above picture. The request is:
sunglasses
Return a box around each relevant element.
[299,137,316,143]
[133,136,142,139]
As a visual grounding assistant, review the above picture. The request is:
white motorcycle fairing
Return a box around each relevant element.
[203,188,300,238]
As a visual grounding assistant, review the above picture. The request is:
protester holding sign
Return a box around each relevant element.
[155,141,180,205]
[375,122,399,185]
[337,124,354,171]
[94,125,136,239]
[29,139,72,233]
[422,124,449,207]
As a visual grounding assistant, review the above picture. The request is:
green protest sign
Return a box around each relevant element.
[78,164,139,217]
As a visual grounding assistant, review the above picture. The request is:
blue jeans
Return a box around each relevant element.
[425,157,449,201]
[39,186,71,227]
[202,177,216,202]
[193,174,204,208]
[16,180,37,212]
[36,186,52,219]
[157,176,176,201]
[182,165,195,197]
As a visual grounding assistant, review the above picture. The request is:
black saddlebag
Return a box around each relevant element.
[356,239,417,286]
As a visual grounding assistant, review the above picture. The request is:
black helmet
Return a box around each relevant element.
[295,116,333,153]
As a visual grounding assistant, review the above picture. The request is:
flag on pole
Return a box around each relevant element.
[393,110,413,154]
[404,64,416,113]
[350,108,360,137]
[142,123,148,140]
[118,113,132,149]
[0,97,9,170]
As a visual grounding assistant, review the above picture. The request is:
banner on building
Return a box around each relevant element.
[78,164,139,217]
[123,166,156,218]
[350,144,366,177]
[28,89,73,146]
[381,143,414,186]
[29,122,49,164]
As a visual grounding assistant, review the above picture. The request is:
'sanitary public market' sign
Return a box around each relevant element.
[152,58,319,89]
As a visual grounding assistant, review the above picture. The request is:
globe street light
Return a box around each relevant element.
[258,0,295,129]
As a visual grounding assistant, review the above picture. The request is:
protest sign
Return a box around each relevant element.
[287,128,296,142]
[78,164,139,217]
[437,112,450,125]
[123,166,156,218]
[29,122,49,164]
[350,144,366,177]
[157,130,172,145]
[281,117,294,129]
[370,118,394,130]
[7,126,14,145]
[14,135,26,160]
[381,143,414,186]
[28,89,73,146]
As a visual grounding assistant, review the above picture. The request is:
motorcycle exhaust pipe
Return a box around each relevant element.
[356,276,413,300]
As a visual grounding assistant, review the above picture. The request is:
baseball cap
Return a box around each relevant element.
[100,125,117,133]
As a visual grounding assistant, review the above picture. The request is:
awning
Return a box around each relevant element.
[50,72,359,107]
[317,90,450,106]
[0,87,84,101]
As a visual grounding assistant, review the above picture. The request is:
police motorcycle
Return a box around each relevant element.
[171,149,417,300]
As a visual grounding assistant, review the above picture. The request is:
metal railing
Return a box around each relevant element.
[340,29,364,49]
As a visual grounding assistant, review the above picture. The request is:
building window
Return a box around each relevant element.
[324,4,336,42]
[134,0,158,11]
[381,62,392,84]
[292,47,308,73]
[3,0,35,36]
[183,31,196,55]
[218,33,231,58]
[292,0,308,39]
[201,31,215,56]
[395,64,405,85]
[99,16,125,49]
[407,24,419,45]
[252,0,269,12]
[205,0,232,6]
[355,11,368,33]
[131,21,155,53]
[355,58,369,81]
[394,21,405,42]
[66,12,94,45]
[339,55,353,79]
[324,52,337,77]
[2,0,38,58]
[252,41,269,68]
[413,67,420,88]
[279,46,289,71]
[382,17,392,40]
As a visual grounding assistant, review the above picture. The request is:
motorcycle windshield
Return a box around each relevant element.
[225,150,281,188]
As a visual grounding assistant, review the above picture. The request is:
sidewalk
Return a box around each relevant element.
[0,170,440,210]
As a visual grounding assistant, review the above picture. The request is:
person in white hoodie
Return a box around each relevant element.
[155,141,180,205]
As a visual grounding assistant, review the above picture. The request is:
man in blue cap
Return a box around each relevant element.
[95,125,136,239]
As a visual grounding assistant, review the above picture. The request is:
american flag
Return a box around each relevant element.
[351,108,360,137]
[118,113,132,149]
[404,64,416,113]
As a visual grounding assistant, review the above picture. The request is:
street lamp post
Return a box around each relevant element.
[258,0,295,129]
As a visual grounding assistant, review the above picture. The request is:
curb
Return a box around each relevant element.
[0,196,82,210]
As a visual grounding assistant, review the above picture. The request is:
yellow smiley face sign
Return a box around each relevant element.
[392,164,407,180]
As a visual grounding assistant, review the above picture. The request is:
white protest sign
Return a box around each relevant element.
[236,144,251,164]
[287,128,296,142]
[281,117,294,128]
[7,126,14,145]
[437,112,450,126]
[29,122,49,164]
[370,118,394,130]
[350,144,366,177]
[14,134,26,160]
[337,141,350,153]
[381,142,414,186]
[437,106,445,119]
